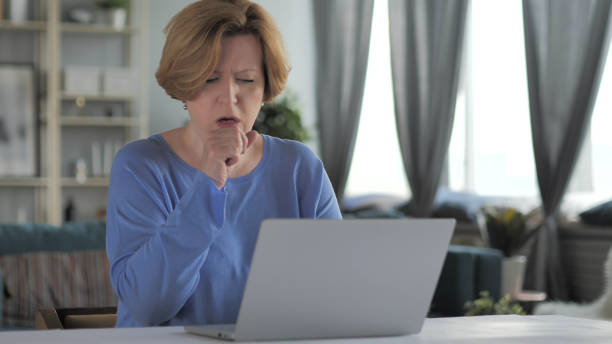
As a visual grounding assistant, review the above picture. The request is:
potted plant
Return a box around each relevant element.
[464,291,526,316]
[479,206,542,298]
[96,0,129,30]
[253,91,309,142]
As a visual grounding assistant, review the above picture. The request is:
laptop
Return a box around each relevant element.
[184,218,455,341]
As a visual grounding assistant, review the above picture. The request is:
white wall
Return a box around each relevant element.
[147,0,193,135]
[256,0,318,153]
[147,0,319,153]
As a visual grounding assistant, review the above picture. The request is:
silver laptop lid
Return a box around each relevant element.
[233,219,455,341]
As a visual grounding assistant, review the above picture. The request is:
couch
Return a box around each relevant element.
[0,221,502,329]
[430,245,503,316]
[0,222,115,330]
[342,206,503,316]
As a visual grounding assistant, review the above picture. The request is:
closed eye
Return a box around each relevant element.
[206,77,219,84]
[238,79,254,83]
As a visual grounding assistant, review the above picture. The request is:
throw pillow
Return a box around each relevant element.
[580,200,612,226]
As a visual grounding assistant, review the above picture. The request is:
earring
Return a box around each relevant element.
[183,103,187,110]
[261,103,264,108]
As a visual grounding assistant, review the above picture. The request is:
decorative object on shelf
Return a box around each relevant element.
[464,291,526,316]
[479,206,542,298]
[64,197,75,222]
[102,67,136,96]
[96,207,106,221]
[16,207,27,223]
[0,64,36,176]
[92,140,122,177]
[103,140,113,176]
[67,8,94,24]
[253,90,309,142]
[75,96,86,116]
[64,66,101,96]
[75,158,88,184]
[91,141,102,176]
[96,0,129,30]
[9,0,27,22]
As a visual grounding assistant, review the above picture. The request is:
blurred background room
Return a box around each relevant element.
[1,0,612,331]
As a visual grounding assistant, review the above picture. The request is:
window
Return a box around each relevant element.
[346,0,612,212]
[563,41,612,212]
[345,0,410,199]
[450,0,612,213]
[449,0,536,197]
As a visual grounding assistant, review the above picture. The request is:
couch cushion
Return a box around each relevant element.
[0,250,117,328]
[0,222,106,256]
[430,245,503,316]
[431,201,478,224]
[579,200,612,226]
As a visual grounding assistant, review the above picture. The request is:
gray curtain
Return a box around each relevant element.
[388,0,468,217]
[313,0,374,202]
[523,0,612,299]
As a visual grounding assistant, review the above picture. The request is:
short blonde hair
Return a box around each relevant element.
[156,0,290,102]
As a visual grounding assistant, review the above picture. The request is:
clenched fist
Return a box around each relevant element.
[198,126,258,188]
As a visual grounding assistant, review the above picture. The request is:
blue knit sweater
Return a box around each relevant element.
[106,134,341,327]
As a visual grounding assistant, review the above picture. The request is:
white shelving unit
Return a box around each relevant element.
[0,20,46,31]
[0,0,148,224]
[60,116,138,127]
[0,178,46,187]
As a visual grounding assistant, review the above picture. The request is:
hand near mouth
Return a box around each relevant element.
[198,123,258,189]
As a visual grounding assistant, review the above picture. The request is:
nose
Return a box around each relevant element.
[217,77,238,106]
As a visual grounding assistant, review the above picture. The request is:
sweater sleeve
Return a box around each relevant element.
[295,145,342,219]
[106,147,226,326]
[312,159,342,219]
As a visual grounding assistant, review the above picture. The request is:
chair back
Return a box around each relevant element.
[35,307,117,329]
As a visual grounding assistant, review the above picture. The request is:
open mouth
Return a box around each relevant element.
[217,117,239,124]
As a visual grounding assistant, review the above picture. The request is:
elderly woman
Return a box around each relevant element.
[106,0,341,327]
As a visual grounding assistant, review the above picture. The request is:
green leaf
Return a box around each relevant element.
[464,291,526,316]
[253,90,309,142]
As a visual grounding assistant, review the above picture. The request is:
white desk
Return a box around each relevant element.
[1,315,611,343]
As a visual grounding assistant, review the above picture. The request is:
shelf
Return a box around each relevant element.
[61,23,137,35]
[60,116,137,127]
[0,20,46,31]
[0,177,45,187]
[62,178,109,187]
[0,0,148,225]
[61,94,135,102]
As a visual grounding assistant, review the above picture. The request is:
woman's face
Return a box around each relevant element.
[186,34,265,137]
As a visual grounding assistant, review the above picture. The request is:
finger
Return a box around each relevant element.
[213,167,228,189]
[208,128,242,158]
[240,130,248,155]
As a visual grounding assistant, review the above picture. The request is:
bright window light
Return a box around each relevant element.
[345,0,410,199]
[345,0,612,212]
[449,0,537,198]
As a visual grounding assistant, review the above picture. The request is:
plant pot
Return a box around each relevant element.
[502,255,526,298]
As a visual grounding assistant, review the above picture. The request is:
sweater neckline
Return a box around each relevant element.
[151,132,271,184]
